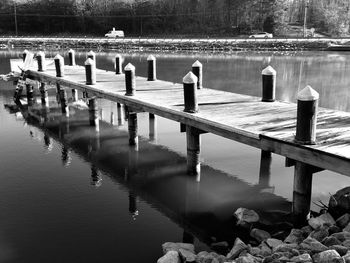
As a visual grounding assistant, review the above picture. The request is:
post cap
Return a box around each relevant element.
[262,65,276,75]
[147,55,156,61]
[183,71,198,84]
[192,60,202,67]
[23,49,29,54]
[87,50,95,55]
[54,54,63,60]
[85,58,95,66]
[124,63,135,71]
[36,51,45,57]
[297,85,319,101]
[115,54,122,58]
[68,49,75,53]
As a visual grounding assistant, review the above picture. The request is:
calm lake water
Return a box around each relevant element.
[1,49,350,262]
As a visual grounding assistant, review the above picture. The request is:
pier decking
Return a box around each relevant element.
[9,54,350,222]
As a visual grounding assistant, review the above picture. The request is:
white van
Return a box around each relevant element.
[105,27,124,38]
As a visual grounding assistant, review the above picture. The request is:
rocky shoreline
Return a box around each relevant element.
[0,37,335,52]
[157,187,350,263]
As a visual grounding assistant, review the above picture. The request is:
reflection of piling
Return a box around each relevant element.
[149,113,157,142]
[91,165,102,187]
[293,86,319,224]
[88,97,99,131]
[128,192,139,219]
[258,150,272,188]
[61,146,71,167]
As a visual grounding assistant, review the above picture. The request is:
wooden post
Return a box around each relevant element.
[128,112,138,148]
[87,50,96,65]
[22,49,29,62]
[117,103,124,126]
[262,65,276,102]
[149,113,157,141]
[85,58,96,85]
[110,112,115,125]
[26,83,34,105]
[192,60,203,89]
[39,82,49,106]
[71,89,78,102]
[59,89,69,117]
[88,97,99,132]
[292,86,319,224]
[36,51,46,72]
[186,126,201,176]
[259,150,272,188]
[56,83,62,103]
[54,54,64,77]
[125,63,136,96]
[115,54,122,74]
[183,72,198,113]
[68,49,76,66]
[295,85,319,145]
[147,55,157,81]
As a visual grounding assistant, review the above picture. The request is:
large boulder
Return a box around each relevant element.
[227,238,248,260]
[329,187,350,219]
[309,214,336,230]
[313,249,343,263]
[234,208,260,225]
[157,251,181,263]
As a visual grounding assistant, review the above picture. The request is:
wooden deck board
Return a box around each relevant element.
[12,60,350,176]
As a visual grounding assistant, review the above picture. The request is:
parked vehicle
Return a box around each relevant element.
[248,32,273,39]
[105,27,124,38]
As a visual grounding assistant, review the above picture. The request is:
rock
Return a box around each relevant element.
[260,241,272,256]
[343,240,350,248]
[276,256,290,262]
[301,226,314,237]
[328,187,350,219]
[211,241,229,254]
[344,223,350,233]
[178,248,196,262]
[343,252,350,263]
[227,238,248,260]
[250,247,262,257]
[196,251,225,263]
[329,226,342,235]
[313,249,343,263]
[162,242,195,254]
[309,214,336,230]
[157,250,181,263]
[234,208,260,224]
[331,232,350,242]
[322,236,342,247]
[290,253,312,263]
[329,245,348,256]
[251,228,271,242]
[266,238,284,250]
[285,229,305,244]
[300,237,328,253]
[274,243,299,253]
[336,214,350,229]
[236,254,260,263]
[310,227,330,242]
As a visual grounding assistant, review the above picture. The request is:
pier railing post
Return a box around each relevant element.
[125,63,136,96]
[147,55,157,81]
[261,65,276,102]
[36,51,46,72]
[85,58,96,85]
[183,72,198,113]
[68,49,76,66]
[115,54,122,74]
[88,97,99,131]
[293,85,319,224]
[192,60,203,89]
[54,54,64,77]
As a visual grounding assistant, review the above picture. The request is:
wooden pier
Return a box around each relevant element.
[9,51,350,223]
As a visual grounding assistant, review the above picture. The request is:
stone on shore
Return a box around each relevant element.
[196,251,226,263]
[157,250,181,263]
[227,238,248,260]
[234,208,260,225]
[274,243,299,253]
[309,214,336,230]
[290,253,312,263]
[328,245,348,256]
[328,187,350,219]
[236,253,261,263]
[331,232,350,242]
[178,248,196,262]
[309,226,330,242]
[162,242,195,254]
[336,214,350,229]
[299,237,328,253]
[313,249,343,263]
[266,238,283,250]
[322,236,342,247]
[251,228,271,242]
[285,229,305,244]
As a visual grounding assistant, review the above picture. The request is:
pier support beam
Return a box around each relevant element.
[149,113,157,142]
[117,103,124,126]
[186,125,201,176]
[39,82,48,106]
[59,89,69,117]
[88,97,99,132]
[258,150,272,188]
[71,89,78,102]
[128,111,138,148]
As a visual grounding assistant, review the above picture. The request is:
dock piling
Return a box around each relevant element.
[36,51,46,72]
[88,97,99,131]
[259,150,272,188]
[183,72,198,113]
[192,60,203,89]
[26,83,34,105]
[125,63,136,96]
[128,112,138,148]
[147,55,157,81]
[87,50,96,61]
[261,65,276,102]
[85,58,96,85]
[186,126,201,176]
[54,54,64,77]
[68,49,76,66]
[115,54,123,74]
[71,89,78,102]
[22,49,29,62]
[59,89,69,117]
[39,82,49,106]
[149,113,157,141]
[117,103,124,125]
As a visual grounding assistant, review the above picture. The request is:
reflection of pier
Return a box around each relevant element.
[6,99,291,245]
